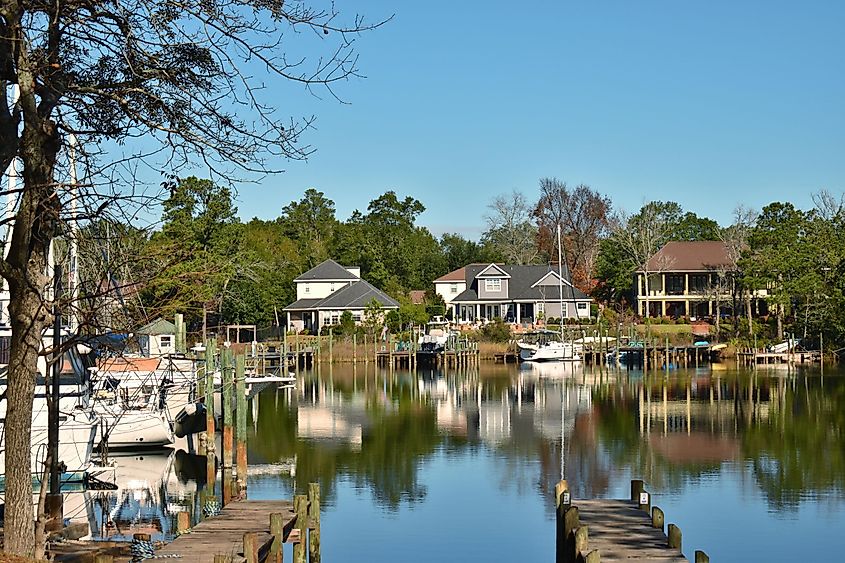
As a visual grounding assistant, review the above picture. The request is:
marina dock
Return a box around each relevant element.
[154,499,302,562]
[555,479,709,563]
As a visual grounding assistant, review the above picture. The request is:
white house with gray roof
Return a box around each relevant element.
[434,263,592,324]
[283,259,400,333]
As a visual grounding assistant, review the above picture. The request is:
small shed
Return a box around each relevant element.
[137,318,177,357]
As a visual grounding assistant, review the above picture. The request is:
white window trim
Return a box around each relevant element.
[485,278,502,292]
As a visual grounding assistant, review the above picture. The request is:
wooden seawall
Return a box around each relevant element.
[555,479,709,563]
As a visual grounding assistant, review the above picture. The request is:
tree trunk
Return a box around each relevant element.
[3,102,60,554]
[776,303,784,341]
[746,290,753,338]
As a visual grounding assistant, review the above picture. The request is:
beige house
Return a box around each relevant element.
[635,241,769,319]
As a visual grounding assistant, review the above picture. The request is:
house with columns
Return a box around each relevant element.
[283,259,399,333]
[635,241,767,319]
[434,263,592,324]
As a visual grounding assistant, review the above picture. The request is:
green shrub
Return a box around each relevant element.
[480,319,512,343]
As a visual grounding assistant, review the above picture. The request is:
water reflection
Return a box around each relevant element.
[248,364,845,545]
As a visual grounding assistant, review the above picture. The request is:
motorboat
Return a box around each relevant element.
[417,316,453,354]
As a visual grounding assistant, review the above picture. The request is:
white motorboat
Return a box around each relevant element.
[417,316,453,354]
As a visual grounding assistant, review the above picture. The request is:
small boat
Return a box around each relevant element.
[417,316,453,354]
[91,359,175,449]
[517,330,581,362]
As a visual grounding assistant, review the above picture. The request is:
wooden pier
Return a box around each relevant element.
[155,500,298,562]
[555,479,709,563]
[738,348,821,366]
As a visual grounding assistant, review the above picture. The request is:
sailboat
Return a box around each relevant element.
[517,225,581,363]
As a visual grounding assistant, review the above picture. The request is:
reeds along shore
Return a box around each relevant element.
[240,335,512,363]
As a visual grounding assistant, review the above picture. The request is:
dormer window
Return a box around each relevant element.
[485,278,501,292]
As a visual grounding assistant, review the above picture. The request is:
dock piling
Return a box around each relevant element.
[270,512,284,563]
[243,531,259,563]
[695,550,710,562]
[651,506,664,532]
[293,494,308,563]
[308,483,321,563]
[667,523,682,551]
[235,353,248,496]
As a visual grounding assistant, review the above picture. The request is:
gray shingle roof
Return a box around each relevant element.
[294,259,359,282]
[450,264,590,303]
[283,281,399,311]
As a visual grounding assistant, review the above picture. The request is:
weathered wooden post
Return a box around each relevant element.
[694,550,709,563]
[270,512,284,563]
[329,328,333,364]
[222,347,234,504]
[175,313,185,354]
[243,531,259,563]
[213,556,230,563]
[94,555,114,563]
[294,494,308,563]
[235,353,248,496]
[205,339,216,489]
[176,511,191,534]
[353,333,358,364]
[630,479,644,503]
[574,526,589,559]
[308,482,321,563]
[667,523,682,551]
[651,506,664,532]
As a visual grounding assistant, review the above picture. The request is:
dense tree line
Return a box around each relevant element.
[119,178,845,352]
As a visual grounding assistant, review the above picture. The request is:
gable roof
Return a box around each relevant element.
[641,241,733,272]
[283,280,400,311]
[137,318,176,335]
[434,267,466,283]
[449,264,590,302]
[294,259,359,282]
[475,263,511,278]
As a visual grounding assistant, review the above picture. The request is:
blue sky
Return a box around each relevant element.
[232,0,844,239]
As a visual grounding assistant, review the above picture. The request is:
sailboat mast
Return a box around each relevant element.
[557,224,564,339]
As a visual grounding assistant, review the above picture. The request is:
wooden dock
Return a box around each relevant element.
[155,500,296,562]
[574,499,687,562]
[555,479,709,563]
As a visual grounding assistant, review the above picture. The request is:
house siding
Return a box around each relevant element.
[477,278,509,300]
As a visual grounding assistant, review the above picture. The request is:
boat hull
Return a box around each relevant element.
[96,411,174,448]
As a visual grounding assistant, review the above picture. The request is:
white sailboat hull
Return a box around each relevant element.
[96,411,174,448]
[518,341,581,362]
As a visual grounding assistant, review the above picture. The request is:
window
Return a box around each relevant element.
[577,303,587,310]
[450,283,458,294]
[329,311,341,325]
[330,283,335,292]
[536,303,545,314]
[160,335,173,348]
[304,284,310,294]
[485,278,502,292]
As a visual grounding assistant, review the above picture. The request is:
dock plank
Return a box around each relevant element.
[155,500,295,562]
[575,499,688,562]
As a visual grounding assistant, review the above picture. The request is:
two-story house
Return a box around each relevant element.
[283,259,400,333]
[434,263,592,323]
[635,241,768,319]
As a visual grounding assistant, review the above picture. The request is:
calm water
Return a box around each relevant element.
[85,362,845,561]
[243,362,845,562]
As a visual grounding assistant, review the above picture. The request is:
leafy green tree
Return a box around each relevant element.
[279,189,338,269]
[440,232,498,271]
[143,177,243,325]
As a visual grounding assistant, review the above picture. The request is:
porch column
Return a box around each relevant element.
[286,312,291,331]
[684,274,689,295]
[475,303,480,320]
[661,300,667,317]
[661,273,666,296]
[708,300,713,316]
[684,300,689,317]
[516,304,521,324]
